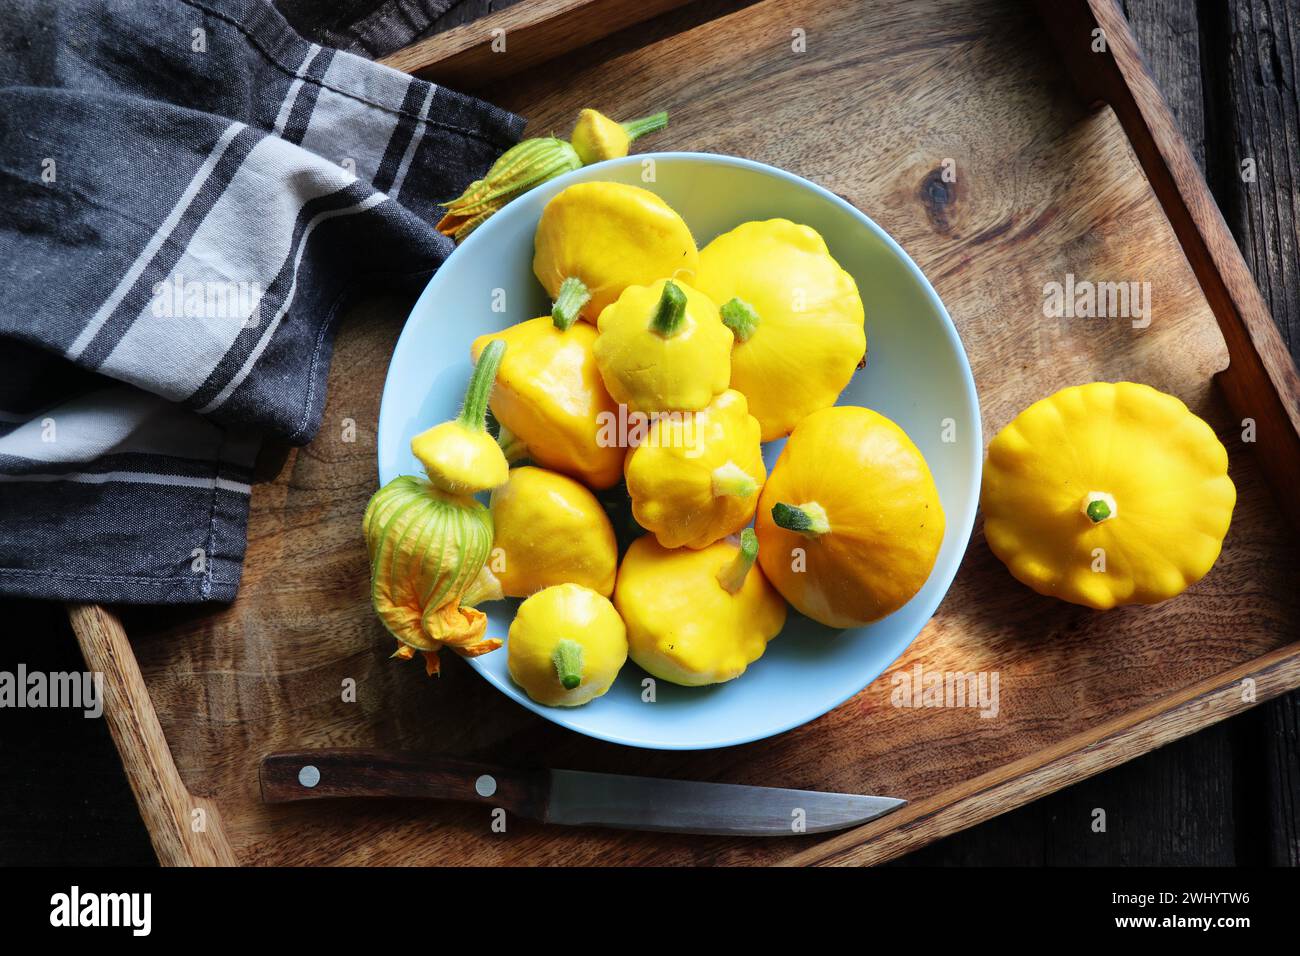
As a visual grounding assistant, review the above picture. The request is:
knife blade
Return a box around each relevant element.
[260,749,904,836]
[546,768,904,835]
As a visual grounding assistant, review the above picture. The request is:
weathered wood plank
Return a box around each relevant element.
[1223,0,1300,359]
[908,0,1244,869]
[1219,0,1300,867]
[943,0,1300,872]
[791,643,1300,867]
[377,0,699,86]
[0,600,156,866]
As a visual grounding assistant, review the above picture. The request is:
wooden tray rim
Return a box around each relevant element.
[69,0,1300,867]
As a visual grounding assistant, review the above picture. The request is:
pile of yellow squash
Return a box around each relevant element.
[365,178,1239,705]
[366,179,954,704]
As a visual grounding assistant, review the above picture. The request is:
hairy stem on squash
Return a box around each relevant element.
[459,339,506,430]
[650,280,688,337]
[717,528,759,594]
[711,461,757,498]
[551,276,590,330]
[496,423,528,463]
[552,638,584,690]
[622,111,669,140]
[720,297,760,342]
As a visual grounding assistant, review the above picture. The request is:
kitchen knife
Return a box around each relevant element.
[259,749,905,836]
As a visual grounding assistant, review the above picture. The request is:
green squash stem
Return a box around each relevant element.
[711,461,758,498]
[496,423,528,463]
[1082,491,1117,523]
[650,280,687,337]
[551,277,590,330]
[771,501,831,538]
[720,297,760,342]
[458,340,506,430]
[622,111,669,141]
[717,528,759,595]
[553,638,584,690]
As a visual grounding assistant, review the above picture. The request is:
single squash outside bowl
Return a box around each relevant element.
[377,152,981,750]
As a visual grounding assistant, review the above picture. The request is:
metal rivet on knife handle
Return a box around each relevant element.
[298,765,321,788]
[475,774,497,797]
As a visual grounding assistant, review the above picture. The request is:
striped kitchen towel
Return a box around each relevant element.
[0,0,525,603]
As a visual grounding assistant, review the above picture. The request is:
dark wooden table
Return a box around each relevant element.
[0,0,1296,866]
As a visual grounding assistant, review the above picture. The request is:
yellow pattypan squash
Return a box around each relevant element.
[756,405,944,627]
[507,583,628,706]
[981,381,1236,610]
[693,219,866,441]
[570,109,668,165]
[593,278,732,413]
[410,340,509,494]
[533,181,698,326]
[615,529,786,686]
[624,388,765,549]
[489,466,618,597]
[471,317,624,489]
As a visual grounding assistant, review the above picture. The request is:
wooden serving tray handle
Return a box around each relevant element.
[259,749,550,820]
[68,604,237,865]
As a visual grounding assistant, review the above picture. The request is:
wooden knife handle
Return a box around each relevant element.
[259,749,550,820]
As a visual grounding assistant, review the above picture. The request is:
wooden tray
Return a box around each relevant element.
[71,0,1300,866]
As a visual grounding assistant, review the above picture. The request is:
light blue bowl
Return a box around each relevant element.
[378,152,980,750]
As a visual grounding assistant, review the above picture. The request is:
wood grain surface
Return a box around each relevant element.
[1205,0,1300,869]
[1040,0,1300,530]
[890,0,1300,868]
[377,0,697,87]
[89,0,1300,865]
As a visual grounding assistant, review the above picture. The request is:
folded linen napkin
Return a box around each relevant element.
[0,0,524,602]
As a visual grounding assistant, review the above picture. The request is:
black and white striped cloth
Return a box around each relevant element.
[0,0,524,603]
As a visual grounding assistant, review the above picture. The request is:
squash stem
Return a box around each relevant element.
[650,280,688,336]
[622,111,669,141]
[553,638,584,690]
[1081,491,1117,523]
[496,423,528,463]
[711,461,757,498]
[458,340,506,430]
[720,297,760,342]
[717,528,759,594]
[771,501,830,538]
[551,277,590,330]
